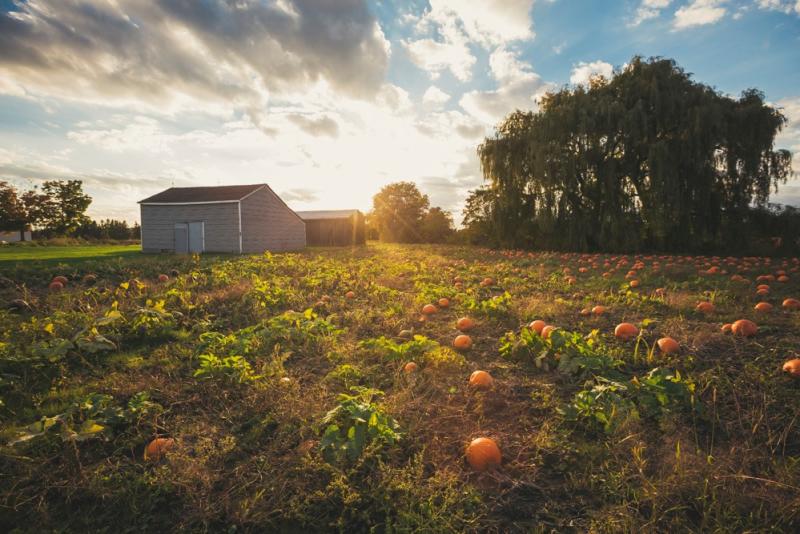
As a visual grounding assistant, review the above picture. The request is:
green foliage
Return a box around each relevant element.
[468,56,793,253]
[462,290,512,317]
[194,354,261,384]
[319,387,401,465]
[359,335,437,361]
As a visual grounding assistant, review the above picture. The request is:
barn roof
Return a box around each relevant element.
[138,184,267,204]
[296,209,361,220]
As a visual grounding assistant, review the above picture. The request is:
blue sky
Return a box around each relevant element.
[0,0,798,223]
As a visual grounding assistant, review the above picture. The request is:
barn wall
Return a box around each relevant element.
[240,187,306,253]
[304,213,366,246]
[140,203,240,253]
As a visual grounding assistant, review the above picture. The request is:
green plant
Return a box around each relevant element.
[319,387,401,464]
[462,290,512,317]
[359,335,437,361]
[194,354,261,384]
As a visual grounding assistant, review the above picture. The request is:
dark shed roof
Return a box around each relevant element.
[296,209,361,220]
[139,184,266,204]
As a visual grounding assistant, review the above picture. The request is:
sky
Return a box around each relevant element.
[0,0,798,224]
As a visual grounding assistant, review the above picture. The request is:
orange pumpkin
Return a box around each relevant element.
[777,275,790,283]
[403,361,418,374]
[479,277,494,287]
[721,323,732,333]
[614,322,639,341]
[48,281,63,291]
[457,317,476,331]
[345,291,355,299]
[579,307,591,316]
[541,325,556,339]
[469,370,494,390]
[695,302,715,313]
[465,437,502,472]
[591,305,607,315]
[53,275,68,285]
[657,337,679,354]
[158,274,169,283]
[754,302,773,313]
[629,279,640,288]
[438,298,450,308]
[422,304,438,315]
[782,298,800,310]
[144,437,175,461]
[529,320,546,334]
[453,335,473,350]
[731,319,758,337]
[782,359,800,378]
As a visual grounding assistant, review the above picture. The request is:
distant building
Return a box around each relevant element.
[0,230,32,243]
[138,184,306,253]
[296,210,366,246]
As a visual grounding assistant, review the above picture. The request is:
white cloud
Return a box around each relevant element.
[460,48,552,125]
[630,0,672,26]
[403,37,476,81]
[570,60,614,86]
[427,0,535,46]
[673,0,727,29]
[423,86,452,106]
[756,0,800,14]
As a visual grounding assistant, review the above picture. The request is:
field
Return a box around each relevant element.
[1,244,799,532]
[0,244,141,265]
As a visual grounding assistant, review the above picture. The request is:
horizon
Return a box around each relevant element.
[1,0,799,225]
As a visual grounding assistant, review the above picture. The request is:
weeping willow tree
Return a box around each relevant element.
[466,57,793,252]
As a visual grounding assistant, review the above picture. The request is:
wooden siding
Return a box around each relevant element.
[140,203,240,253]
[240,187,306,252]
[304,212,366,246]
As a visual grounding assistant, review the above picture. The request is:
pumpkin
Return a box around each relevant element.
[403,361,418,373]
[479,277,494,287]
[438,298,450,308]
[782,298,800,310]
[469,370,494,390]
[754,302,773,313]
[580,307,591,316]
[529,320,546,334]
[695,302,715,313]
[731,319,758,337]
[345,291,355,299]
[777,275,790,283]
[541,325,556,339]
[144,437,175,461]
[454,335,473,350]
[48,280,63,291]
[465,437,502,472]
[83,274,97,285]
[756,288,769,296]
[782,359,800,378]
[456,317,476,331]
[591,305,607,315]
[657,337,679,354]
[422,304,437,315]
[721,323,732,333]
[629,279,640,288]
[614,322,639,341]
[158,274,169,283]
[53,275,68,285]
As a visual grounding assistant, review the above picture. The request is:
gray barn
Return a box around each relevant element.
[138,184,306,254]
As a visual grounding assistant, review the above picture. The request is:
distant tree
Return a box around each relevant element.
[131,222,141,240]
[33,180,92,235]
[102,219,131,240]
[471,56,793,252]
[421,207,454,243]
[371,182,430,242]
[0,181,30,240]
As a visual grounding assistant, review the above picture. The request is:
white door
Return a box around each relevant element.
[188,221,204,253]
[174,223,189,254]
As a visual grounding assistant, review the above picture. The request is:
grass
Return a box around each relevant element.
[0,243,799,532]
[0,244,141,264]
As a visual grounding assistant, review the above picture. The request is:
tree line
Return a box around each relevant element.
[0,180,139,241]
[462,56,796,254]
[368,181,455,243]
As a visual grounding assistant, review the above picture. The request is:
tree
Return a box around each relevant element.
[0,181,30,240]
[370,182,430,242]
[470,56,793,252]
[421,207,454,243]
[34,180,92,235]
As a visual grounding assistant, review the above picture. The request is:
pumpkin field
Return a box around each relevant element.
[1,244,800,532]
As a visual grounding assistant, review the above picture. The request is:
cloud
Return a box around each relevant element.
[673,0,727,29]
[423,86,452,106]
[756,0,800,15]
[570,60,614,86]
[460,47,551,124]
[426,0,535,46]
[403,37,475,81]
[629,0,672,26]
[0,0,390,126]
[279,188,318,203]
[287,114,339,138]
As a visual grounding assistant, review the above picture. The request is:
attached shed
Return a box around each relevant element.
[296,210,366,246]
[138,184,306,254]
